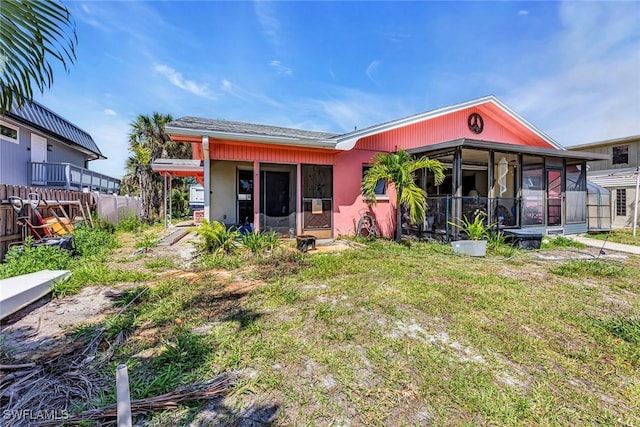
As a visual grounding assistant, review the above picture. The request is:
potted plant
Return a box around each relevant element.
[448,210,491,256]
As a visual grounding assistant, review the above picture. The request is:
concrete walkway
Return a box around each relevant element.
[569,235,640,255]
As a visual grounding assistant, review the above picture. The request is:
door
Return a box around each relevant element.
[547,168,562,227]
[237,169,253,225]
[31,134,48,184]
[261,170,291,233]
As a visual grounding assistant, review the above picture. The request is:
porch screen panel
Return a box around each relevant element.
[302,165,332,230]
[522,156,544,226]
[566,163,586,224]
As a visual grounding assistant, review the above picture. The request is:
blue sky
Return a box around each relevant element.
[34,1,640,178]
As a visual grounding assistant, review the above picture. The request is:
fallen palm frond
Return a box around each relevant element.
[35,373,236,426]
[0,287,150,427]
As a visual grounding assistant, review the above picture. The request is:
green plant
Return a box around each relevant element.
[0,240,74,279]
[73,226,119,259]
[541,235,585,249]
[549,259,627,278]
[135,233,158,250]
[196,220,240,254]
[117,215,145,233]
[487,230,516,257]
[449,210,492,240]
[242,230,280,253]
[362,149,445,242]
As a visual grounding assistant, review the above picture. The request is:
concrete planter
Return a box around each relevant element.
[451,239,487,257]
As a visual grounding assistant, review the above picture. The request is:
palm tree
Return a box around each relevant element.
[0,0,77,114]
[362,149,445,243]
[121,113,192,223]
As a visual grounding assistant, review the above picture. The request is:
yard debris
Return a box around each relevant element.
[34,373,236,426]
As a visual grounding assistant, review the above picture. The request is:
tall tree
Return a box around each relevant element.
[121,113,192,223]
[362,149,445,243]
[0,0,77,114]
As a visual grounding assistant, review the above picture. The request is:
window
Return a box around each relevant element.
[362,166,386,195]
[616,189,627,216]
[0,122,19,144]
[612,146,628,165]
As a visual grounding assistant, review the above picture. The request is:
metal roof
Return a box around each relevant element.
[167,116,340,141]
[5,101,104,159]
[570,135,640,150]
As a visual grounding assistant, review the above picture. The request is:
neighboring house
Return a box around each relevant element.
[0,101,120,193]
[572,135,640,229]
[160,95,607,239]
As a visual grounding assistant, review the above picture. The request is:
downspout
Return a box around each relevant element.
[202,136,211,222]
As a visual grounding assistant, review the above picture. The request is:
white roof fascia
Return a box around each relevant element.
[165,125,337,150]
[334,95,565,151]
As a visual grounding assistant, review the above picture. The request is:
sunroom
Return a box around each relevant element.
[408,138,609,239]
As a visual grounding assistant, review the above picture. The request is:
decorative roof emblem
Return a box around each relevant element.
[468,113,484,134]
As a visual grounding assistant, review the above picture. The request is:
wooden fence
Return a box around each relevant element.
[0,184,94,262]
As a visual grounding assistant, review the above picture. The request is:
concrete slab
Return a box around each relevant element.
[568,235,640,256]
[0,270,71,320]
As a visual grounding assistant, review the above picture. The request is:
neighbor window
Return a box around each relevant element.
[0,122,19,144]
[612,146,628,165]
[616,189,627,216]
[362,166,386,195]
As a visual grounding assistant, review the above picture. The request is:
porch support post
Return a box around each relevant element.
[163,173,168,229]
[517,153,523,227]
[452,147,462,238]
[168,173,172,227]
[488,151,495,225]
[296,163,302,236]
[253,160,260,232]
[633,167,639,237]
[202,136,211,222]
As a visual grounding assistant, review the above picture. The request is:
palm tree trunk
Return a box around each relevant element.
[395,195,402,243]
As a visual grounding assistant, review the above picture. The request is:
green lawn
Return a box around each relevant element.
[3,229,638,425]
[88,238,639,426]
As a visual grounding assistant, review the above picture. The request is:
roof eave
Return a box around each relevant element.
[166,125,338,150]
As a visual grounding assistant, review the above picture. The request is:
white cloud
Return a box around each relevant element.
[506,1,640,145]
[301,86,412,133]
[154,64,214,99]
[518,10,529,16]
[366,60,381,84]
[103,108,117,116]
[269,60,292,75]
[220,79,282,108]
[254,0,281,47]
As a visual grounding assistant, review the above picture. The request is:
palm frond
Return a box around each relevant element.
[0,0,76,114]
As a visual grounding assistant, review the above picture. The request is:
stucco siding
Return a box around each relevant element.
[332,149,397,238]
[211,160,251,225]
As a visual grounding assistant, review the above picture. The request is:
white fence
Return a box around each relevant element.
[94,192,142,224]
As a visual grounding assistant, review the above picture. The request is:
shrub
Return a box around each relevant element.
[195,220,240,254]
[0,240,74,279]
[449,210,492,240]
[241,230,280,253]
[117,215,144,233]
[73,226,119,259]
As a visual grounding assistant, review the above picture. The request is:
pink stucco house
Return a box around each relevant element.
[161,96,606,239]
